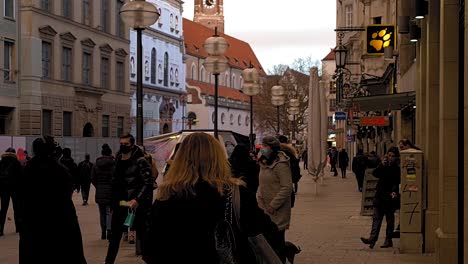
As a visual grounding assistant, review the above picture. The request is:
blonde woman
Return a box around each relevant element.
[143,133,278,264]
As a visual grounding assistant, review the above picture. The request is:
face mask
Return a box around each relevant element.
[120,145,132,154]
[260,148,270,158]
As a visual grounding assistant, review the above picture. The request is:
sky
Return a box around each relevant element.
[182,0,337,72]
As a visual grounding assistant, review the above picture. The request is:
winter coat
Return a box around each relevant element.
[230,156,259,194]
[352,154,367,175]
[18,156,87,264]
[60,156,79,188]
[257,151,293,230]
[143,181,278,264]
[280,143,302,184]
[91,156,115,205]
[0,152,22,192]
[77,160,93,185]
[372,162,401,209]
[367,155,381,169]
[338,151,349,168]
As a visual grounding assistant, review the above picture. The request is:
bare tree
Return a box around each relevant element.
[291,56,322,76]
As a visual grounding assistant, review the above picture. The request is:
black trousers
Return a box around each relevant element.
[0,191,20,233]
[81,183,91,203]
[355,171,365,190]
[265,229,286,263]
[369,204,395,243]
[331,163,338,175]
[340,167,347,178]
[105,206,129,264]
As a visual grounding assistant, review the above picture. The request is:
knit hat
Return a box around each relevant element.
[262,136,280,149]
[5,147,16,153]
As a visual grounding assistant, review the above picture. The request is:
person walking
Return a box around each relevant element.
[360,147,401,249]
[229,144,259,194]
[18,136,87,264]
[104,133,153,264]
[329,147,338,176]
[301,149,308,170]
[0,148,22,236]
[143,132,279,264]
[338,148,349,178]
[352,149,367,192]
[91,144,115,240]
[78,154,93,206]
[257,136,293,263]
[60,148,79,193]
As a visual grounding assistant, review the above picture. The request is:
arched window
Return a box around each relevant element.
[245,116,249,126]
[158,64,163,82]
[170,67,174,85]
[238,115,242,126]
[221,113,225,124]
[175,15,179,31]
[150,48,156,84]
[225,72,229,86]
[164,52,169,86]
[230,114,234,125]
[239,77,243,89]
[175,69,179,84]
[232,75,236,88]
[191,64,196,80]
[200,67,205,82]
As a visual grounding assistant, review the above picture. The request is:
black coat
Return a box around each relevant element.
[60,156,79,187]
[77,160,93,185]
[338,151,349,168]
[230,158,259,194]
[91,156,114,205]
[352,154,367,175]
[143,181,278,264]
[18,156,86,264]
[0,153,22,192]
[372,162,401,208]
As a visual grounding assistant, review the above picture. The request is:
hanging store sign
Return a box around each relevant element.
[366,24,396,54]
[335,112,347,120]
[360,116,390,126]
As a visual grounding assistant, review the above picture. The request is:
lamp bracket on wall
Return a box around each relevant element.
[334,27,365,45]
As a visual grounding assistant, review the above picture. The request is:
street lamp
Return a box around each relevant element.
[288,98,300,142]
[120,0,160,146]
[241,66,260,151]
[271,85,285,134]
[203,28,229,139]
[333,44,348,106]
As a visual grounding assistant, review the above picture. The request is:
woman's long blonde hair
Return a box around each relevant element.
[156,132,242,200]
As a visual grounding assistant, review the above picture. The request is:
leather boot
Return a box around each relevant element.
[360,237,376,249]
[381,240,393,248]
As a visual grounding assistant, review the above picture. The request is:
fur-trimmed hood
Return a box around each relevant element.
[280,143,298,158]
[1,152,17,160]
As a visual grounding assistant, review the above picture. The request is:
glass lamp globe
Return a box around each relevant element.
[241,82,260,96]
[241,68,260,83]
[271,95,285,106]
[203,56,229,74]
[289,99,300,108]
[203,36,229,56]
[271,85,285,96]
[120,0,160,29]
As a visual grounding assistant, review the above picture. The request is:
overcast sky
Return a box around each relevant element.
[182,1,337,72]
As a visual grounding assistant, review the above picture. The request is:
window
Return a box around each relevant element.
[238,115,242,126]
[62,0,72,18]
[245,116,249,126]
[3,41,13,82]
[373,16,382,24]
[116,0,124,37]
[329,99,336,111]
[239,77,243,89]
[230,114,234,125]
[42,110,52,136]
[232,75,236,88]
[175,15,179,32]
[101,57,109,89]
[4,0,14,18]
[163,52,169,86]
[191,64,196,79]
[221,113,225,124]
[170,13,174,30]
[101,0,109,32]
[225,72,229,86]
[117,116,124,137]
[345,5,353,27]
[102,115,109,137]
[41,0,50,11]
[158,64,163,82]
[63,111,72,136]
[150,48,156,84]
[116,61,125,92]
[82,0,91,25]
[61,47,72,81]
[170,67,174,85]
[82,52,91,85]
[200,67,205,82]
[175,69,179,84]
[42,41,52,79]
[158,8,162,27]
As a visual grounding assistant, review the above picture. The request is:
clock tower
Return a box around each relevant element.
[194,0,225,33]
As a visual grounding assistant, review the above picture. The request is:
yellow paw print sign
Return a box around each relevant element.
[366,24,395,54]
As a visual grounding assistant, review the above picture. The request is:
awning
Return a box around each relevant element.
[350,92,416,111]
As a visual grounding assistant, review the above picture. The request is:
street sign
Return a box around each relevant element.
[335,112,346,120]
[366,24,396,54]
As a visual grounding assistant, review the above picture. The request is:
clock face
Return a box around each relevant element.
[204,0,216,8]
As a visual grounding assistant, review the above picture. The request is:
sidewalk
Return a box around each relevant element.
[288,167,436,264]
[0,168,436,264]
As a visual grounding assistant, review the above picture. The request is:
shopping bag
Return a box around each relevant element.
[123,209,135,227]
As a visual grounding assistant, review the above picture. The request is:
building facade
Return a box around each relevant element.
[0,0,19,135]
[193,0,224,33]
[20,0,131,138]
[129,0,185,137]
[184,0,265,137]
[321,50,339,148]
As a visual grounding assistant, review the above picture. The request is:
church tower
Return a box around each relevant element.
[194,0,225,33]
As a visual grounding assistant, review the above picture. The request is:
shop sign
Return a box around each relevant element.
[360,116,389,126]
[366,24,396,54]
[335,112,347,120]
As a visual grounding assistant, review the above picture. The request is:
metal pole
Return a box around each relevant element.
[136,28,143,146]
[250,96,254,151]
[277,106,280,134]
[458,0,465,263]
[214,73,219,139]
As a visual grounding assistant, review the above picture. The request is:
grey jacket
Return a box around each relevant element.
[256,151,293,230]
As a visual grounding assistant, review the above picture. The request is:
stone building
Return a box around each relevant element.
[0,0,19,135]
[184,0,266,137]
[129,0,185,137]
[19,0,131,138]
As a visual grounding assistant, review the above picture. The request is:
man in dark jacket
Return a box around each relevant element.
[91,144,115,240]
[78,154,93,206]
[105,133,153,264]
[329,147,338,176]
[352,149,367,192]
[0,148,22,236]
[60,148,79,192]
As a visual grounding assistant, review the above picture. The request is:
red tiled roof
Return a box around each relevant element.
[186,79,249,102]
[322,49,335,61]
[183,18,266,76]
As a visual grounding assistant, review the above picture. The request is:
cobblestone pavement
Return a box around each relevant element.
[0,167,436,264]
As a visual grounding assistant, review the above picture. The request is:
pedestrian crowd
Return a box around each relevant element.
[0,132,307,264]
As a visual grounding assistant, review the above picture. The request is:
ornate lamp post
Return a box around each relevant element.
[288,98,300,142]
[241,66,260,151]
[333,44,348,106]
[271,85,285,134]
[203,28,229,139]
[120,0,160,146]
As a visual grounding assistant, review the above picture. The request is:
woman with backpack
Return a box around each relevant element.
[143,133,279,264]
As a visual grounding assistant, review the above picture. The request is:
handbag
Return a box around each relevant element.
[231,185,282,264]
[123,209,135,227]
[214,187,238,264]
